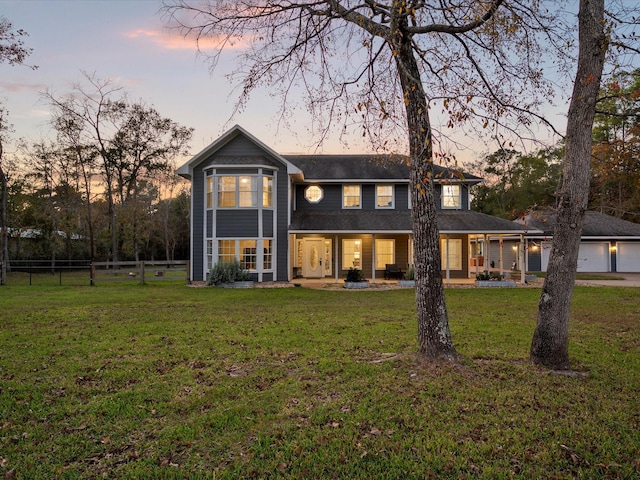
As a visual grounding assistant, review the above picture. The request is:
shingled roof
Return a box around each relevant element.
[284,154,482,183]
[516,211,640,237]
[290,210,533,234]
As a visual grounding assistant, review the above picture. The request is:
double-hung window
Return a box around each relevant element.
[262,177,273,207]
[375,239,395,269]
[440,238,462,270]
[441,184,461,209]
[217,239,273,271]
[216,175,272,208]
[218,176,237,207]
[343,185,361,208]
[376,185,394,208]
[343,239,362,268]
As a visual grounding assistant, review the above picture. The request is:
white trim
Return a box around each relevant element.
[375,184,395,209]
[177,124,301,179]
[342,184,362,209]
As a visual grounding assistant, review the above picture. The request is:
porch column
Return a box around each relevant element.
[520,234,526,284]
[371,234,376,283]
[484,234,490,272]
[445,234,450,284]
[499,236,504,277]
[334,235,339,284]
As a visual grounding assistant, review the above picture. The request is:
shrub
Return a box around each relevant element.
[208,259,251,285]
[404,266,415,280]
[344,267,366,282]
[475,270,503,281]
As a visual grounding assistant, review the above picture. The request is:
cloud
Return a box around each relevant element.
[125,29,250,52]
[0,81,46,94]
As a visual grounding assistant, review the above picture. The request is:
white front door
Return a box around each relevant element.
[303,239,324,278]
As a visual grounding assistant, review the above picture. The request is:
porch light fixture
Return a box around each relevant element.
[610,244,617,252]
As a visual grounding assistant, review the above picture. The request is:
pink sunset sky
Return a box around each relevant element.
[1,0,328,158]
[1,0,582,165]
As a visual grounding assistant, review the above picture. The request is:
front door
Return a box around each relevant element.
[303,239,324,278]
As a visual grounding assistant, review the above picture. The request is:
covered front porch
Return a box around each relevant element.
[288,232,530,284]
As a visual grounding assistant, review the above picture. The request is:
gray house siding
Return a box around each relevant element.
[216,210,259,237]
[191,165,206,281]
[295,184,342,211]
[275,171,289,281]
[184,131,293,282]
[395,184,410,210]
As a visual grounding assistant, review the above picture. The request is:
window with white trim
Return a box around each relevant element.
[376,185,394,208]
[263,240,273,270]
[343,185,361,208]
[441,184,461,209]
[216,239,273,271]
[262,177,273,207]
[206,177,214,209]
[375,239,395,269]
[343,239,362,268]
[440,238,462,270]
[238,176,257,207]
[218,240,236,263]
[305,185,323,203]
[218,176,237,207]
[215,175,272,208]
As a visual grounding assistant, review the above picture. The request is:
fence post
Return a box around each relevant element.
[140,261,145,285]
[90,263,95,286]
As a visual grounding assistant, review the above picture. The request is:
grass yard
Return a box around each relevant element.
[0,283,638,479]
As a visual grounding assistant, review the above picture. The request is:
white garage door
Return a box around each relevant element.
[577,243,609,272]
[617,242,640,272]
[540,241,609,272]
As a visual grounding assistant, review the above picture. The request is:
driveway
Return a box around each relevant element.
[576,272,640,287]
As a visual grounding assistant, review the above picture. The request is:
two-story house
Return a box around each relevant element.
[177,125,533,283]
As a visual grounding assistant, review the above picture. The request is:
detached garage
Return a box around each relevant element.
[617,242,640,272]
[517,211,640,273]
[540,241,610,272]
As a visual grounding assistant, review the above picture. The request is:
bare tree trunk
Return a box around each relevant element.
[0,159,7,285]
[531,0,607,370]
[395,27,456,362]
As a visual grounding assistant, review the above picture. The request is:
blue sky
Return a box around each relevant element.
[1,0,349,159]
[2,1,606,164]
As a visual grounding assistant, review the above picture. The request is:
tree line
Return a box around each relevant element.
[1,73,193,264]
[471,69,640,223]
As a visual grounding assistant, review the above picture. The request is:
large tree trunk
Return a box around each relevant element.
[531,0,607,370]
[394,30,456,362]
[0,160,7,285]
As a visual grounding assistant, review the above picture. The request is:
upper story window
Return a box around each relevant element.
[441,184,461,209]
[206,177,214,208]
[263,177,273,207]
[376,185,394,209]
[305,185,323,203]
[213,174,273,208]
[343,185,361,209]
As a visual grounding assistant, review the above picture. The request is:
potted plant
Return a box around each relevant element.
[399,266,415,287]
[344,267,369,289]
[208,259,254,288]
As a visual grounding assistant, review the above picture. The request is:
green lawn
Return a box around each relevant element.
[0,283,638,479]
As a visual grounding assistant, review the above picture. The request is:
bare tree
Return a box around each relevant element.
[0,16,36,69]
[163,0,570,361]
[531,0,608,370]
[45,73,193,263]
[0,17,35,284]
[0,107,9,285]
